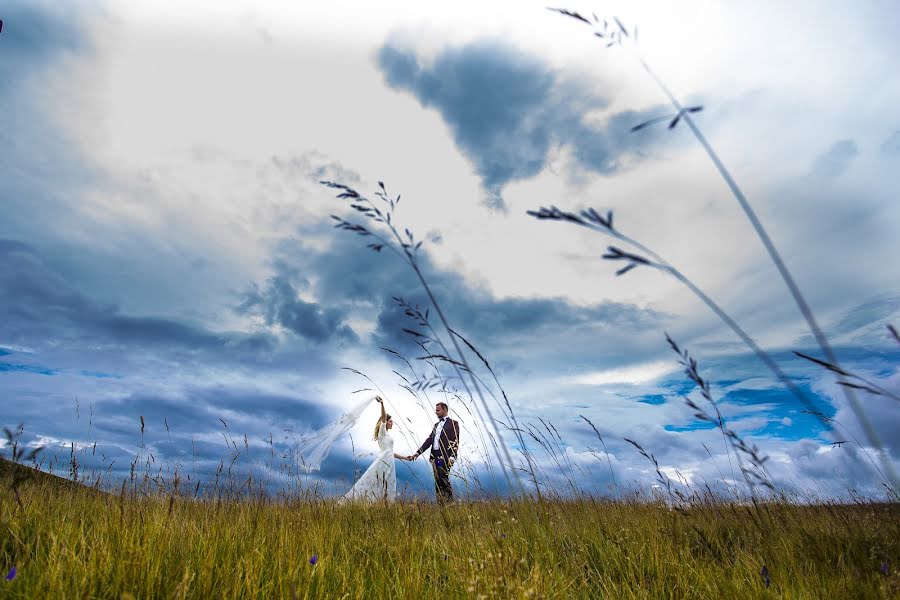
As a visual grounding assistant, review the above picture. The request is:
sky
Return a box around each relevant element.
[1,0,899,500]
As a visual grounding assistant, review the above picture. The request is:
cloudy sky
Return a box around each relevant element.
[2,0,899,499]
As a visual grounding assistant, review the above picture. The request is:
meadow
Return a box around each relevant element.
[1,458,898,599]
[3,6,899,600]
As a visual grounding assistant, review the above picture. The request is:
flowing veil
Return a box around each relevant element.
[294,395,377,472]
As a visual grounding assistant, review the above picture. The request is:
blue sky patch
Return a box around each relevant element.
[637,394,667,406]
[0,361,57,376]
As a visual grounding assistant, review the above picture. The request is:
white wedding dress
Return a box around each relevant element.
[342,422,397,503]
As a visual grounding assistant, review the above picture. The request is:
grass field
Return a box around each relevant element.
[1,460,898,599]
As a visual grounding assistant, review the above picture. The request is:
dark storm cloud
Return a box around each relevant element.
[92,387,333,446]
[446,293,664,339]
[237,269,358,344]
[809,138,858,179]
[0,240,280,362]
[0,2,95,240]
[7,384,352,491]
[376,40,669,209]
[258,223,669,372]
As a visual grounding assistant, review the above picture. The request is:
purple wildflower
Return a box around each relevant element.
[309,553,318,566]
[760,565,770,588]
[879,561,889,576]
[5,567,15,582]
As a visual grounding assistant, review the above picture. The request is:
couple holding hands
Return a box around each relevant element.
[342,396,460,504]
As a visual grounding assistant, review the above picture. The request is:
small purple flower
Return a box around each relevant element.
[500,534,507,539]
[5,567,15,582]
[760,565,770,588]
[879,561,889,576]
[309,553,318,566]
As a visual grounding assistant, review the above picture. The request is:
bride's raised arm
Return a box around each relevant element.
[372,396,389,441]
[376,396,386,421]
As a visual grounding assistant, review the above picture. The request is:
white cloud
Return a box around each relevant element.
[723,377,779,393]
[570,361,674,386]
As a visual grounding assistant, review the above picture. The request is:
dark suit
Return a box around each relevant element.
[416,417,459,503]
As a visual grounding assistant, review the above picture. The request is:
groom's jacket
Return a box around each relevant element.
[417,417,459,463]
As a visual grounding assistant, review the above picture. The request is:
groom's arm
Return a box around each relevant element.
[413,434,434,459]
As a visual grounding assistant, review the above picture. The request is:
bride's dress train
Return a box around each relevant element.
[291,395,396,502]
[342,422,396,502]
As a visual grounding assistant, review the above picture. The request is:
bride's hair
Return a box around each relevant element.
[373,414,391,440]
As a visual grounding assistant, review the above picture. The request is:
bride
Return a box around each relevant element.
[293,394,405,502]
[342,396,404,503]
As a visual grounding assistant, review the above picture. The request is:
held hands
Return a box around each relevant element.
[398,454,453,465]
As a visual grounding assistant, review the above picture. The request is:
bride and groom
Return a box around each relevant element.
[344,397,460,503]
[296,395,460,503]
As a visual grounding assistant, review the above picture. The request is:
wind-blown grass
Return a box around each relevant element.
[322,180,535,497]
[1,471,897,599]
[534,7,897,492]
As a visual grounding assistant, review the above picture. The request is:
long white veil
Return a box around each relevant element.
[295,395,377,473]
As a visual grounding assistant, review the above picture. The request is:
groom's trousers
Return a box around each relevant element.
[430,457,453,503]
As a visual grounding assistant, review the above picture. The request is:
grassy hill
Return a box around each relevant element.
[0,457,104,495]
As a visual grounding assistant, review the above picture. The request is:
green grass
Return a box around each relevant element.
[1,468,898,599]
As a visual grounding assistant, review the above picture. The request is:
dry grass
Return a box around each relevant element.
[1,470,898,599]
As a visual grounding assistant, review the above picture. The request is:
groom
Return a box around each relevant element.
[406,402,459,504]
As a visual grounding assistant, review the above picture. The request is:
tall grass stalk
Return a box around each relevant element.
[386,298,512,492]
[322,180,529,496]
[580,415,618,497]
[527,206,831,427]
[542,8,897,491]
[666,334,775,497]
[380,342,495,476]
